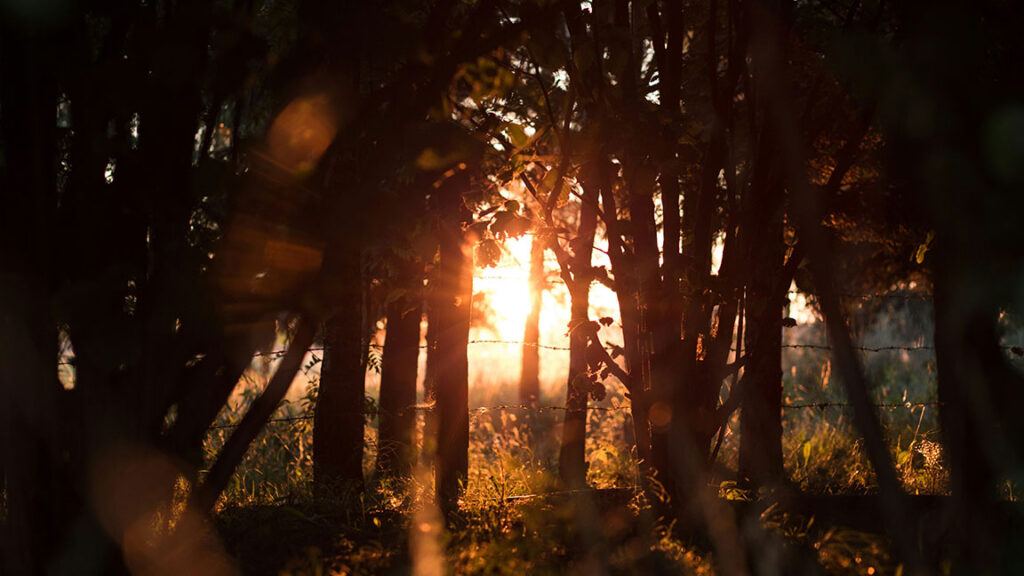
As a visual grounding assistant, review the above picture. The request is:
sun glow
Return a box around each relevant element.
[475,236,535,340]
[468,235,623,395]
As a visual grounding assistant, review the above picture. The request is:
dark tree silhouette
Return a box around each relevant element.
[376,257,424,478]
[433,172,474,513]
[314,271,367,499]
[556,190,598,489]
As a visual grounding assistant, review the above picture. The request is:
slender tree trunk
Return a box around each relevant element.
[635,160,694,513]
[434,174,473,513]
[421,287,440,466]
[558,197,598,489]
[595,161,653,480]
[564,2,656,487]
[737,165,786,485]
[737,243,785,485]
[377,260,423,478]
[519,237,545,408]
[314,247,366,500]
[191,319,318,513]
[678,130,727,458]
[163,335,256,470]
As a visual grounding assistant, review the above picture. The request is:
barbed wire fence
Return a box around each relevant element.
[56,288,1024,433]
[151,287,1012,509]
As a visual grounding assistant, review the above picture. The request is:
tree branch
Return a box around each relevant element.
[187,316,317,514]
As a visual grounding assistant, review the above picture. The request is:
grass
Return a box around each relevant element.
[198,308,955,574]
[200,380,936,574]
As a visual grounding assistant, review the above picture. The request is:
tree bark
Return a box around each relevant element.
[736,130,787,485]
[314,247,366,500]
[376,260,423,478]
[434,174,473,514]
[737,219,785,486]
[595,160,653,480]
[558,196,598,489]
[421,286,441,466]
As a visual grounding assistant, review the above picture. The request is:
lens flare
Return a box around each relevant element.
[267,93,337,175]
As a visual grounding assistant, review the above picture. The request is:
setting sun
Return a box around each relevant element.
[465,233,624,395]
[474,236,534,340]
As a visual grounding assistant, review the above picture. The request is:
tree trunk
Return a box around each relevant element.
[0,22,61,572]
[519,236,545,408]
[558,197,598,489]
[421,287,441,466]
[376,261,423,478]
[595,161,653,480]
[737,278,785,485]
[434,174,473,514]
[191,318,318,513]
[738,199,786,486]
[314,247,366,500]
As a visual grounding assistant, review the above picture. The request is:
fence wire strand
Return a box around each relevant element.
[207,399,946,431]
[60,288,1024,432]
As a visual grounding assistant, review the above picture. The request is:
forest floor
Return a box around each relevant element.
[205,369,968,574]
[213,488,952,575]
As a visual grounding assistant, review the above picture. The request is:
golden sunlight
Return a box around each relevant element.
[468,234,623,396]
[475,236,533,339]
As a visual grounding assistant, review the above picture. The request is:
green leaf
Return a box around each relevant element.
[898,450,912,467]
[506,124,529,149]
[541,169,560,190]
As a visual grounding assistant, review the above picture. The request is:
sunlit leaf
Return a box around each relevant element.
[475,238,502,268]
[913,231,934,264]
[506,123,529,149]
[541,169,561,192]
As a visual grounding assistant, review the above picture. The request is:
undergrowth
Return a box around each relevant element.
[200,310,954,574]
